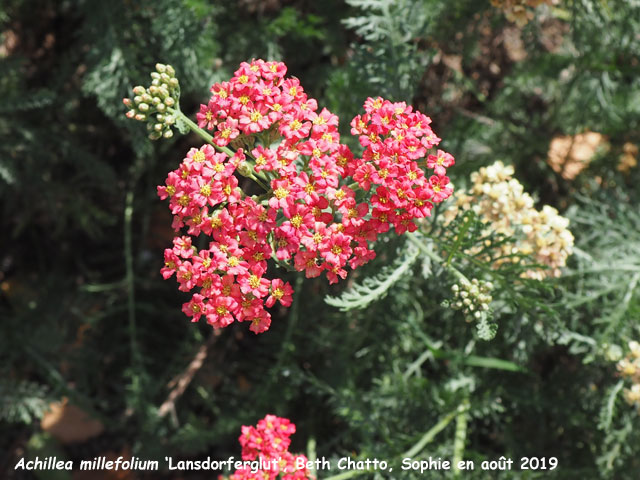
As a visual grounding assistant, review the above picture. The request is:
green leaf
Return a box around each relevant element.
[325,241,419,311]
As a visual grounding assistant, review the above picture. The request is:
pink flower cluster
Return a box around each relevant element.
[231,415,312,480]
[350,98,455,234]
[157,59,455,333]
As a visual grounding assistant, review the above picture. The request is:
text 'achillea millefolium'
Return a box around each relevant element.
[134,59,455,333]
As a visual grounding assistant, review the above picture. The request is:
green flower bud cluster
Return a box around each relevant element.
[123,63,180,140]
[450,278,493,322]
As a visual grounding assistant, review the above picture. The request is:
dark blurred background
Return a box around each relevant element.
[1,0,640,478]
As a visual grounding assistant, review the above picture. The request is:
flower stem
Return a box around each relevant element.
[170,108,234,157]
[402,404,467,458]
[322,403,470,480]
[170,107,271,192]
[407,233,467,282]
[124,188,141,370]
[452,396,470,476]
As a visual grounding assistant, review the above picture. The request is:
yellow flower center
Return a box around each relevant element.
[291,214,303,228]
[274,187,289,199]
[249,275,261,289]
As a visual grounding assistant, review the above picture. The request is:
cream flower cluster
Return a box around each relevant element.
[445,161,574,280]
[490,0,553,26]
[617,341,640,408]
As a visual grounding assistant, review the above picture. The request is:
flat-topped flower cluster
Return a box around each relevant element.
[228,415,311,480]
[617,341,640,409]
[444,161,573,280]
[155,59,455,333]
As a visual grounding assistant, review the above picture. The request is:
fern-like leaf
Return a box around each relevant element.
[0,379,51,424]
[325,241,419,311]
[598,379,624,432]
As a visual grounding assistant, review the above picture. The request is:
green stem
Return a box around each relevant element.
[322,403,470,480]
[250,173,271,192]
[124,189,141,370]
[171,108,271,192]
[307,436,317,478]
[407,233,467,282]
[170,108,233,157]
[402,405,466,458]
[452,397,470,476]
[323,470,365,480]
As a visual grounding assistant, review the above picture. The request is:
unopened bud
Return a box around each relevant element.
[163,129,174,139]
[154,123,163,132]
[236,162,253,177]
[166,65,175,77]
[123,98,133,107]
[164,97,175,107]
[149,131,162,140]
[155,63,167,74]
[169,78,179,89]
[156,103,166,113]
[134,113,147,121]
[138,103,149,112]
[132,86,146,96]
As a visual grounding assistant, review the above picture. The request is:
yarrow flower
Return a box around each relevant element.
[490,0,554,26]
[131,59,455,333]
[443,161,573,280]
[222,415,312,480]
[616,341,640,409]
